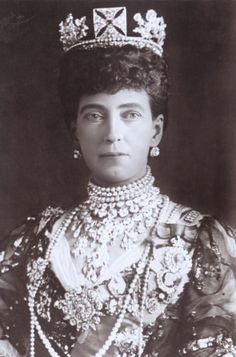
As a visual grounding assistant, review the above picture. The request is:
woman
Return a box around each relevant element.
[0,4,236,357]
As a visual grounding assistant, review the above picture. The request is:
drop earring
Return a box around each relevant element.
[73,149,82,159]
[150,146,160,157]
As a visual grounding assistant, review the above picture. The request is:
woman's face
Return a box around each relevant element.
[74,89,163,186]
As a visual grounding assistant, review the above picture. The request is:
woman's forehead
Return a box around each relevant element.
[78,89,150,111]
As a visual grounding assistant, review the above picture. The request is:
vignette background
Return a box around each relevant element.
[0,0,236,237]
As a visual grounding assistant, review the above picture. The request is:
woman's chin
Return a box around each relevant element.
[92,165,146,187]
[94,170,132,186]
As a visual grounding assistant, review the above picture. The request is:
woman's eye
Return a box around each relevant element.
[84,112,104,122]
[122,111,142,121]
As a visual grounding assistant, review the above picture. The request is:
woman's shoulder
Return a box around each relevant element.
[152,198,203,246]
[1,206,64,242]
[0,206,65,273]
[155,197,236,255]
[160,198,203,226]
[0,206,66,356]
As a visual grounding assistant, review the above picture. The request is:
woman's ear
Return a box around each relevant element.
[150,114,164,147]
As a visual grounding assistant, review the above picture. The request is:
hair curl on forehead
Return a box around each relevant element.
[58,45,168,129]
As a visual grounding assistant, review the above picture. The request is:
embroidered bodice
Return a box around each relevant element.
[0,170,236,356]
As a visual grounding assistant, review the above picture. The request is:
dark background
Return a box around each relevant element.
[0,0,236,237]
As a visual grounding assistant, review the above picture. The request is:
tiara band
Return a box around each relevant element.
[59,7,166,57]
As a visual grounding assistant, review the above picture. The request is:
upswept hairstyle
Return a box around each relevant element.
[58,45,168,128]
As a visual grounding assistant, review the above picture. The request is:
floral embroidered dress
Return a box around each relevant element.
[0,172,236,357]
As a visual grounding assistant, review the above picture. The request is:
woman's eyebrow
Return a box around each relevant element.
[79,102,144,115]
[118,103,144,110]
[79,104,105,114]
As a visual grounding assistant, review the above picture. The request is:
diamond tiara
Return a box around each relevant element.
[59,6,166,57]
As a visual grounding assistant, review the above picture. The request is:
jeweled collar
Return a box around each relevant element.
[70,166,163,253]
[87,165,158,204]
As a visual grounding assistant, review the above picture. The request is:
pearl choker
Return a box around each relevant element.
[87,166,155,202]
[80,166,161,220]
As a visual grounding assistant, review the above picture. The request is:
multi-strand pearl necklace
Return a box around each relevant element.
[87,165,155,204]
[70,166,168,283]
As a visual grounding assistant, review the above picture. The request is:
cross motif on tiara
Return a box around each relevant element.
[93,7,127,38]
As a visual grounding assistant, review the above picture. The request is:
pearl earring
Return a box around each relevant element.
[73,149,82,159]
[150,146,160,157]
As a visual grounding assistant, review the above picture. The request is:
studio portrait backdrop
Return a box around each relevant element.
[0,0,236,237]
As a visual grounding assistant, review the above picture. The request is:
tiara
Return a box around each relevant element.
[59,7,166,57]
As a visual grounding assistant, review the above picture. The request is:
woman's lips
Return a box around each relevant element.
[100,152,128,157]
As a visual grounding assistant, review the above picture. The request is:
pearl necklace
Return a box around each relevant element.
[70,166,166,283]
[94,244,151,357]
[87,166,154,204]
[27,210,78,357]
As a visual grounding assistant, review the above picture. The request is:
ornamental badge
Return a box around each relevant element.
[151,236,193,304]
[54,287,104,341]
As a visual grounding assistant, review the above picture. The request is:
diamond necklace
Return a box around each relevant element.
[70,166,169,283]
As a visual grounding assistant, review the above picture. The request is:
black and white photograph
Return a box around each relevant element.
[0,1,236,356]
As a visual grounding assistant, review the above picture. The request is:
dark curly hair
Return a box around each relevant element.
[58,45,168,129]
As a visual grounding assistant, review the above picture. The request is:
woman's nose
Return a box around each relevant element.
[104,114,122,143]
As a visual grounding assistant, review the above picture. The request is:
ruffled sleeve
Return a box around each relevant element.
[0,207,63,356]
[179,217,236,356]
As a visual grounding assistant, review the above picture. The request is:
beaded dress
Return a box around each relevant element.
[0,168,236,357]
